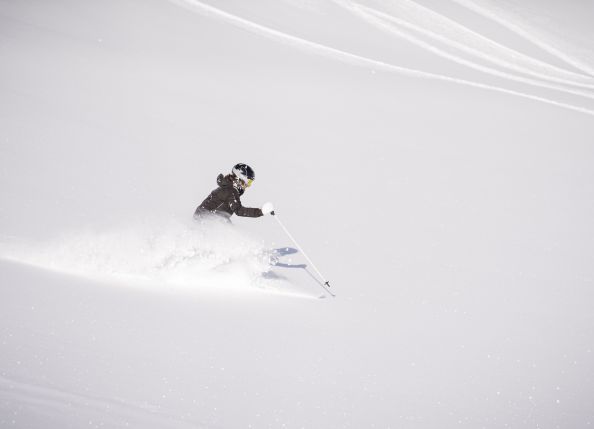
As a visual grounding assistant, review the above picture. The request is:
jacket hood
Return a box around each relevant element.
[217,173,232,187]
[217,173,244,195]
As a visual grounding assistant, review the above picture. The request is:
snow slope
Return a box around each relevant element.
[1,0,594,427]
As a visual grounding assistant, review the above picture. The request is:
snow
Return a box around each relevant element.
[1,0,594,427]
[1,218,284,293]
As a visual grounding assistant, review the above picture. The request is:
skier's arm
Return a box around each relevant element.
[229,197,263,217]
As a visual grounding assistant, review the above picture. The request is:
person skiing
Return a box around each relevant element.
[194,163,275,221]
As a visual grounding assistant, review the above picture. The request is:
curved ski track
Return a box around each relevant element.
[340,0,594,99]
[346,0,594,87]
[0,376,204,428]
[169,0,594,117]
[449,0,594,78]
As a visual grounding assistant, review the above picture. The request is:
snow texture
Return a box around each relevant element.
[1,0,594,428]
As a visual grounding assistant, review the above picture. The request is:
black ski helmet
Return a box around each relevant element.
[232,163,255,185]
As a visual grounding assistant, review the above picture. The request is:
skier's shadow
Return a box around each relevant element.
[274,247,298,256]
[267,247,326,289]
[272,247,306,269]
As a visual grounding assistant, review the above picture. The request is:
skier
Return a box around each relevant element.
[194,163,275,221]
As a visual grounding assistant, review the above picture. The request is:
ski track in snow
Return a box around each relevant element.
[2,1,594,427]
[0,376,202,428]
[341,0,594,99]
[169,0,594,117]
[449,0,594,78]
[348,0,594,86]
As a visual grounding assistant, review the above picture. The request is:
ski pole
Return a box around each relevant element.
[272,213,334,296]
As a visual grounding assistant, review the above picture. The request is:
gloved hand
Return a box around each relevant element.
[262,202,275,216]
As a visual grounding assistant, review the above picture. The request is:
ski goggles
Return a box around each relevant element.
[236,178,253,189]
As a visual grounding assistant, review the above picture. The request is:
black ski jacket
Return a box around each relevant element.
[195,174,263,218]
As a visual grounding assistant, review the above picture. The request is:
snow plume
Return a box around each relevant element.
[0,218,281,293]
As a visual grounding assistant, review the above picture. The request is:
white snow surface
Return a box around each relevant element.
[1,0,594,428]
